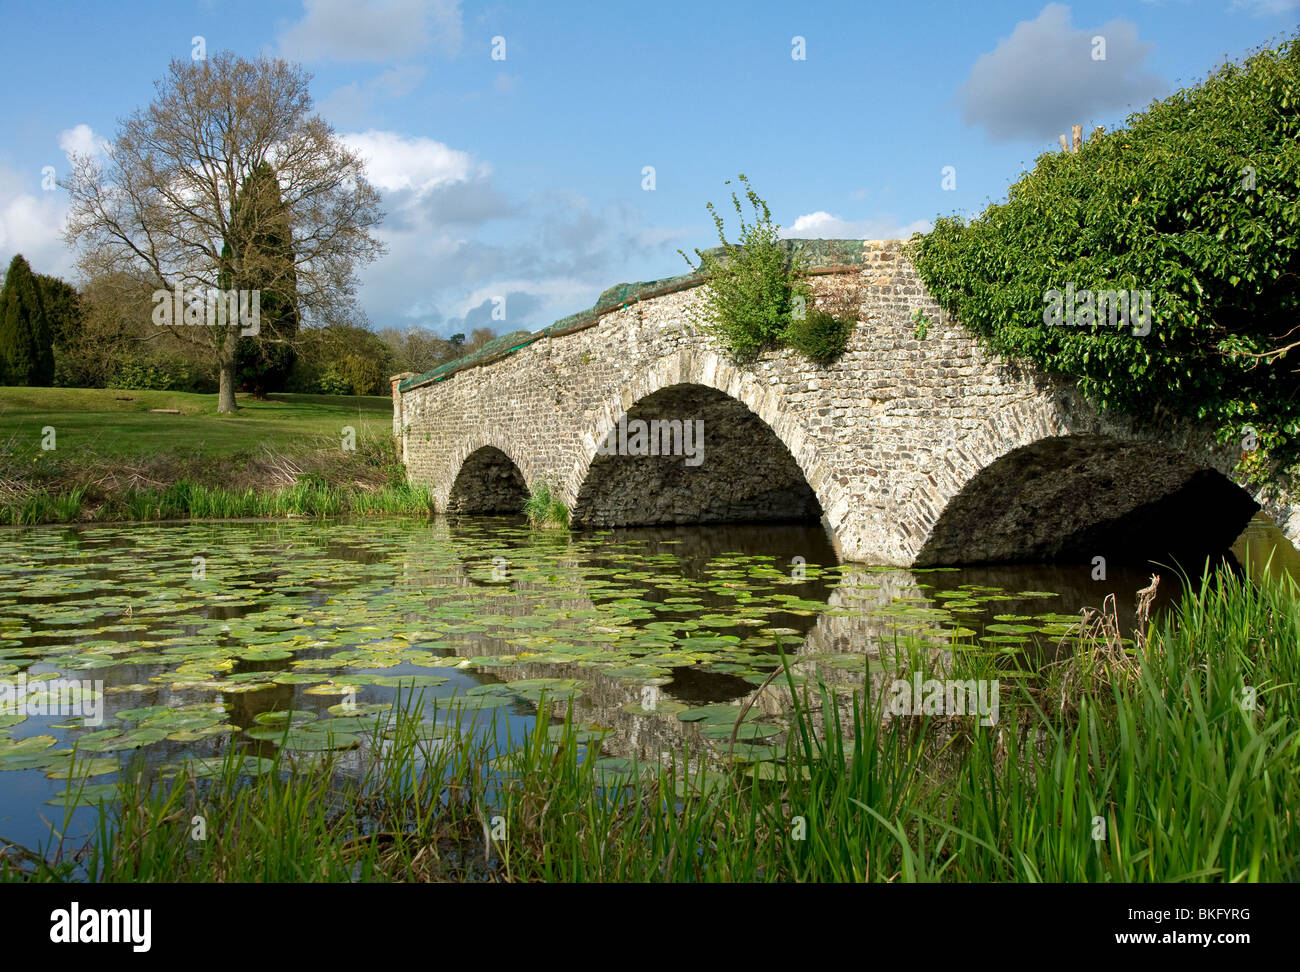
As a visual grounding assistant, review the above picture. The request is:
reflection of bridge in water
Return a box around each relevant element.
[378,518,1170,766]
[190,512,1296,772]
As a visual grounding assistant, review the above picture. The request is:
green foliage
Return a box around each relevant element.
[34,272,82,351]
[313,367,354,396]
[0,478,435,526]
[0,254,54,386]
[910,33,1300,471]
[522,481,570,529]
[107,354,179,391]
[336,352,384,397]
[679,177,855,366]
[911,309,930,341]
[288,325,394,395]
[681,175,805,363]
[783,303,854,364]
[229,163,299,396]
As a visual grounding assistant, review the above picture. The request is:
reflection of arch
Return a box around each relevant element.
[447,446,528,515]
[572,382,823,530]
[915,434,1259,566]
[569,350,843,544]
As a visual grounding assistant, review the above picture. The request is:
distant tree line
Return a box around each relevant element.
[0,252,495,396]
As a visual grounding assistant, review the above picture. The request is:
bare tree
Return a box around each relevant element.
[63,51,385,412]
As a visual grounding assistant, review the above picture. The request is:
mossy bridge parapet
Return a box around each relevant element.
[392,239,1300,567]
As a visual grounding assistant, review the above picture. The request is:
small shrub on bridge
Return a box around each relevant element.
[783,306,852,364]
[679,175,805,363]
[783,292,856,364]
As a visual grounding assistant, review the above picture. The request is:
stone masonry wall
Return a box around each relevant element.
[397,240,1300,565]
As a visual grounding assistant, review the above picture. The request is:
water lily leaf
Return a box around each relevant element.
[439,694,512,711]
[279,730,361,751]
[326,702,390,717]
[677,705,757,724]
[592,757,644,786]
[45,757,120,780]
[238,648,294,661]
[546,724,614,745]
[368,674,450,688]
[48,782,122,806]
[179,756,278,778]
[0,734,57,765]
[700,721,781,740]
[271,673,329,685]
[253,710,317,727]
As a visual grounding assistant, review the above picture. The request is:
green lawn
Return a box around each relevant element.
[0,387,393,459]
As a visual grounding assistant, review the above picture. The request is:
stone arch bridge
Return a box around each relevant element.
[393,240,1298,567]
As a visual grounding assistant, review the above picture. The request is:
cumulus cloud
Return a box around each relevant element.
[0,166,75,278]
[339,130,481,196]
[783,211,932,241]
[57,123,109,159]
[340,131,681,336]
[278,0,462,63]
[958,3,1166,143]
[0,125,113,276]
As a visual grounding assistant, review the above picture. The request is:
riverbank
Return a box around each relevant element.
[0,387,434,523]
[5,564,1296,883]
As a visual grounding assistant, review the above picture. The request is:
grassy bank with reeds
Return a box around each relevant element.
[4,565,1296,883]
[0,476,435,525]
[0,387,434,524]
[522,481,570,529]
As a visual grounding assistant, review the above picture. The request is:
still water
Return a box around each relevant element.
[0,514,1294,851]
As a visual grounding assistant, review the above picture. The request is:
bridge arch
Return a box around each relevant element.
[446,442,530,515]
[568,349,846,546]
[912,424,1260,567]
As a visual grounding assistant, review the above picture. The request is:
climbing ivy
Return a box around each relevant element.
[910,33,1300,475]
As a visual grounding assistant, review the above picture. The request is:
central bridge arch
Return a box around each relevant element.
[572,383,823,528]
[567,348,846,546]
[447,444,529,515]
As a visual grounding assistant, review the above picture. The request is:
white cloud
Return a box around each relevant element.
[783,211,932,240]
[278,0,462,62]
[958,3,1166,143]
[335,130,679,335]
[0,166,75,278]
[2,127,106,277]
[57,123,109,160]
[339,130,482,196]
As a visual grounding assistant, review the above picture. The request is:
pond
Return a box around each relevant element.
[1,514,1294,853]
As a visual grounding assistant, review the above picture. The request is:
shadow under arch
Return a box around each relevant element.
[914,433,1260,567]
[447,445,529,514]
[571,383,824,530]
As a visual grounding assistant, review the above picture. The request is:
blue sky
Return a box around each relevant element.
[1,0,1296,337]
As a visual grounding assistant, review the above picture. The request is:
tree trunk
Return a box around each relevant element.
[217,359,237,413]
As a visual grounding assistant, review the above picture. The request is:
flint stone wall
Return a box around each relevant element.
[396,240,1299,565]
